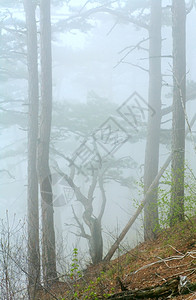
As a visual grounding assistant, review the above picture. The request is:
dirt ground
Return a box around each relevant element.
[38,219,196,299]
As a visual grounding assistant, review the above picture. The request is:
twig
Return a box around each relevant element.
[4,250,59,300]
[168,245,184,255]
[122,61,149,73]
[106,19,119,36]
[0,169,15,179]
[167,267,196,279]
[114,38,149,68]
[132,249,196,275]
[157,256,193,269]
[155,273,167,282]
[71,205,90,240]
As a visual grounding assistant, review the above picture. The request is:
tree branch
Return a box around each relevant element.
[161,92,196,117]
[71,205,90,240]
[66,6,149,30]
[114,37,149,68]
[122,61,149,73]
[87,169,98,202]
[54,165,88,207]
[98,175,107,222]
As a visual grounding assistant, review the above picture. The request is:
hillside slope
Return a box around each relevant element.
[38,218,196,299]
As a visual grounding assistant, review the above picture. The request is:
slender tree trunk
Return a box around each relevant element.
[143,0,162,240]
[24,0,40,295]
[170,0,186,226]
[38,0,57,285]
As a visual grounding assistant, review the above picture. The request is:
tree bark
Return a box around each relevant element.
[88,218,103,264]
[23,0,40,294]
[170,0,186,226]
[38,0,57,285]
[143,0,162,241]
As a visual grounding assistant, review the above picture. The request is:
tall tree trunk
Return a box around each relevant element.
[143,0,162,240]
[170,0,186,226]
[38,0,57,285]
[24,0,40,294]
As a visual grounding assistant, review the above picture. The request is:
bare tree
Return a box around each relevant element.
[23,0,40,294]
[170,0,186,226]
[37,0,57,285]
[143,0,162,240]
[56,159,107,265]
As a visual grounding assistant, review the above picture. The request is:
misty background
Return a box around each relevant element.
[1,0,196,262]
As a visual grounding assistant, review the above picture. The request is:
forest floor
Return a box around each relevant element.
[38,217,196,299]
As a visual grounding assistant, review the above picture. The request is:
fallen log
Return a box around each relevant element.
[107,276,196,299]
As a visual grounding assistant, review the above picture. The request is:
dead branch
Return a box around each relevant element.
[0,169,15,179]
[122,61,149,73]
[71,205,90,240]
[107,277,196,299]
[54,165,89,207]
[76,7,149,30]
[157,256,193,269]
[106,19,119,36]
[118,38,149,55]
[161,90,196,116]
[114,38,149,68]
[132,251,195,275]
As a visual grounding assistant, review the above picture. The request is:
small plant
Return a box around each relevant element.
[134,164,196,235]
[70,248,82,282]
[69,248,82,299]
[66,250,113,299]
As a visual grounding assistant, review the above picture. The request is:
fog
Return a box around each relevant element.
[0,0,196,270]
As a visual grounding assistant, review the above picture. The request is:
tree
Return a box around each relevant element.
[52,95,137,264]
[143,0,162,240]
[170,0,186,226]
[64,0,161,242]
[37,0,57,285]
[57,166,105,264]
[23,0,40,294]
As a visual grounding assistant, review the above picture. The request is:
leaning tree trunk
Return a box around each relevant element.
[170,0,186,226]
[24,0,40,294]
[143,0,162,240]
[37,0,57,285]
